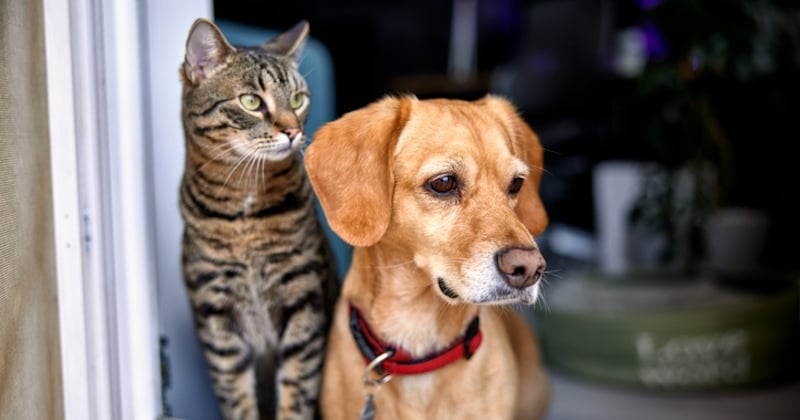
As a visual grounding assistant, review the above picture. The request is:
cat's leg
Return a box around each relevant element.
[275,284,329,420]
[185,263,261,420]
[198,313,260,420]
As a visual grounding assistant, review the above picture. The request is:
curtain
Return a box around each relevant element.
[0,0,64,418]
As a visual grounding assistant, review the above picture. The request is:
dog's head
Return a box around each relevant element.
[305,95,548,305]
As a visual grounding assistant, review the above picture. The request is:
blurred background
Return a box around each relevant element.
[214,0,800,272]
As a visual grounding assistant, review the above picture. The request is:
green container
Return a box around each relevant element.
[534,271,800,391]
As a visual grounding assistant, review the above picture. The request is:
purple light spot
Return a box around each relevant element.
[641,22,668,61]
[637,0,664,11]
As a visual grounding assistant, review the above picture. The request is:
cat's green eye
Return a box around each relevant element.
[290,92,307,110]
[239,94,262,111]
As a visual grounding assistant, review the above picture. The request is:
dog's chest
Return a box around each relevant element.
[397,375,435,397]
[376,365,514,418]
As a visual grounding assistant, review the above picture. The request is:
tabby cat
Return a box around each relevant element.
[178,18,339,420]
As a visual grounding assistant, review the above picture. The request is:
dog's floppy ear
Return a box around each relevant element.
[482,95,549,236]
[304,96,412,247]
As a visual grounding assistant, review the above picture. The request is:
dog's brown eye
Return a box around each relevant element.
[427,175,458,195]
[509,177,524,195]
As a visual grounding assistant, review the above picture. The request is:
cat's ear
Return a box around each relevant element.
[304,96,412,247]
[182,18,235,85]
[262,20,309,61]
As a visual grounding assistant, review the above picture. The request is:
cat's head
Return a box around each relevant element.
[181,18,311,163]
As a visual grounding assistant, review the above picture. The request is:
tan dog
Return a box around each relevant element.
[304,95,550,419]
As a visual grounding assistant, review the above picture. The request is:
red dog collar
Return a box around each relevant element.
[349,304,482,375]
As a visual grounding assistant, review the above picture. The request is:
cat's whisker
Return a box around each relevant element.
[301,68,315,79]
[205,138,237,157]
[256,154,267,193]
[242,151,260,192]
[240,151,254,191]
[252,153,262,192]
[254,153,264,192]
[217,148,251,194]
[196,142,238,173]
[259,155,269,192]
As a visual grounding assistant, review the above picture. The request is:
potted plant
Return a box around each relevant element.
[621,0,797,273]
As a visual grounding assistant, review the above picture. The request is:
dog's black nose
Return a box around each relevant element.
[496,247,545,289]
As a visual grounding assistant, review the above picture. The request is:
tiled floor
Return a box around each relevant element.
[544,369,800,420]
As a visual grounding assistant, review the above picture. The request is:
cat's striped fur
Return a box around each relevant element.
[179,18,338,420]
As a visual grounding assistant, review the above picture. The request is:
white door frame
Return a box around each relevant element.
[44,0,210,418]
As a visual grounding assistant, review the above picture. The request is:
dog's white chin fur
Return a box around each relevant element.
[462,282,541,306]
[436,273,542,306]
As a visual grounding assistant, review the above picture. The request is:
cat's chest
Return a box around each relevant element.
[233,274,280,350]
[234,191,273,218]
[243,193,256,213]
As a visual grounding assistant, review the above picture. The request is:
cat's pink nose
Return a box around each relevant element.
[283,127,301,140]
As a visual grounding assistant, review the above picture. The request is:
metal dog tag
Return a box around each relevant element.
[360,393,376,420]
[360,351,393,420]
